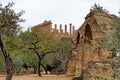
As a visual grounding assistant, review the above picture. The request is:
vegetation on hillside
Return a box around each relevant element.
[90,3,109,13]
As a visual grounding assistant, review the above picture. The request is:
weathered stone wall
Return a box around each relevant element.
[66,50,82,76]
[66,10,116,77]
[31,20,76,38]
[32,20,52,34]
[82,60,113,80]
[67,48,113,77]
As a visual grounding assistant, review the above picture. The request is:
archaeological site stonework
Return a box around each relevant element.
[31,10,118,80]
[31,20,76,38]
[66,10,117,79]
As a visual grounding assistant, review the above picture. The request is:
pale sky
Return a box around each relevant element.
[0,0,120,31]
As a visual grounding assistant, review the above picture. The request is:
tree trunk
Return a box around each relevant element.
[38,57,42,76]
[0,33,14,80]
[41,64,48,74]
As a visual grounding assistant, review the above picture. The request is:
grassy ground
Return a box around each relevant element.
[0,74,73,80]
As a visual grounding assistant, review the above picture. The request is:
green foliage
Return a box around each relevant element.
[101,34,119,52]
[101,12,120,79]
[4,36,25,53]
[22,52,38,67]
[20,29,60,55]
[112,57,120,79]
[45,37,72,71]
[52,37,71,62]
[0,2,24,36]
[5,34,39,67]
[41,54,53,66]
[0,2,25,58]
[20,29,63,76]
[12,53,23,68]
[19,29,61,70]
[0,2,24,78]
[0,55,5,71]
[90,3,109,13]
[59,37,72,53]
[0,61,5,71]
[101,15,120,52]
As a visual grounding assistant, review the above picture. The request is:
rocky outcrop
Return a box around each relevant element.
[67,48,113,77]
[67,50,82,76]
[77,57,120,80]
[72,58,120,80]
[81,60,113,80]
[66,10,116,77]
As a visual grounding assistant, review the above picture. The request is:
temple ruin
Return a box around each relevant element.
[31,20,76,38]
[66,10,116,78]
[31,9,118,79]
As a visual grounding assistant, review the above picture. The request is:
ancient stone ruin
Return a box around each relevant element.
[31,9,118,79]
[66,10,116,79]
[31,20,76,38]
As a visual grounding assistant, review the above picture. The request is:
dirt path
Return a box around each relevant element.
[0,74,73,80]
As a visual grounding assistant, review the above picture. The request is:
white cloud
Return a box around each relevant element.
[1,0,120,30]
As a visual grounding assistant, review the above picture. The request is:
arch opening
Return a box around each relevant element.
[84,24,92,44]
[76,32,80,44]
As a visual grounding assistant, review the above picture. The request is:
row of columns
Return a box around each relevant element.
[53,23,75,34]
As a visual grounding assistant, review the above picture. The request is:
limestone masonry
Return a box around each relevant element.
[31,20,76,38]
[66,10,116,79]
[31,10,118,80]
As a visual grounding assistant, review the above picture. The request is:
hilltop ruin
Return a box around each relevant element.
[66,10,116,79]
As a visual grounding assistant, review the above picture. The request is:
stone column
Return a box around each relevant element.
[65,24,67,34]
[54,24,57,34]
[73,26,75,34]
[60,24,63,34]
[70,23,72,34]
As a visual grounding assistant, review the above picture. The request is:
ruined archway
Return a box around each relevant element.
[84,24,92,44]
[76,32,80,47]
[76,32,80,44]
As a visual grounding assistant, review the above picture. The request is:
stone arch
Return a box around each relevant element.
[84,24,92,44]
[76,32,80,44]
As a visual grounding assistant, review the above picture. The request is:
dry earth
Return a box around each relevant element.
[0,74,73,80]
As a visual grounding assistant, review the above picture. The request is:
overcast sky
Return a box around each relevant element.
[0,0,120,31]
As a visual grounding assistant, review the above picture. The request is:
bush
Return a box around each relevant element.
[0,60,5,71]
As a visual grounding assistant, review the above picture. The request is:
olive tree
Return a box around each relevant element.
[0,2,24,80]
[20,29,60,76]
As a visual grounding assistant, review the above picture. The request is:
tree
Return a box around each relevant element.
[5,35,28,75]
[5,35,38,75]
[52,37,72,73]
[90,3,109,13]
[20,29,60,76]
[22,52,38,74]
[0,2,24,80]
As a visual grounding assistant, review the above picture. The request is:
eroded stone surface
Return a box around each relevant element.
[82,60,113,80]
[66,10,116,77]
